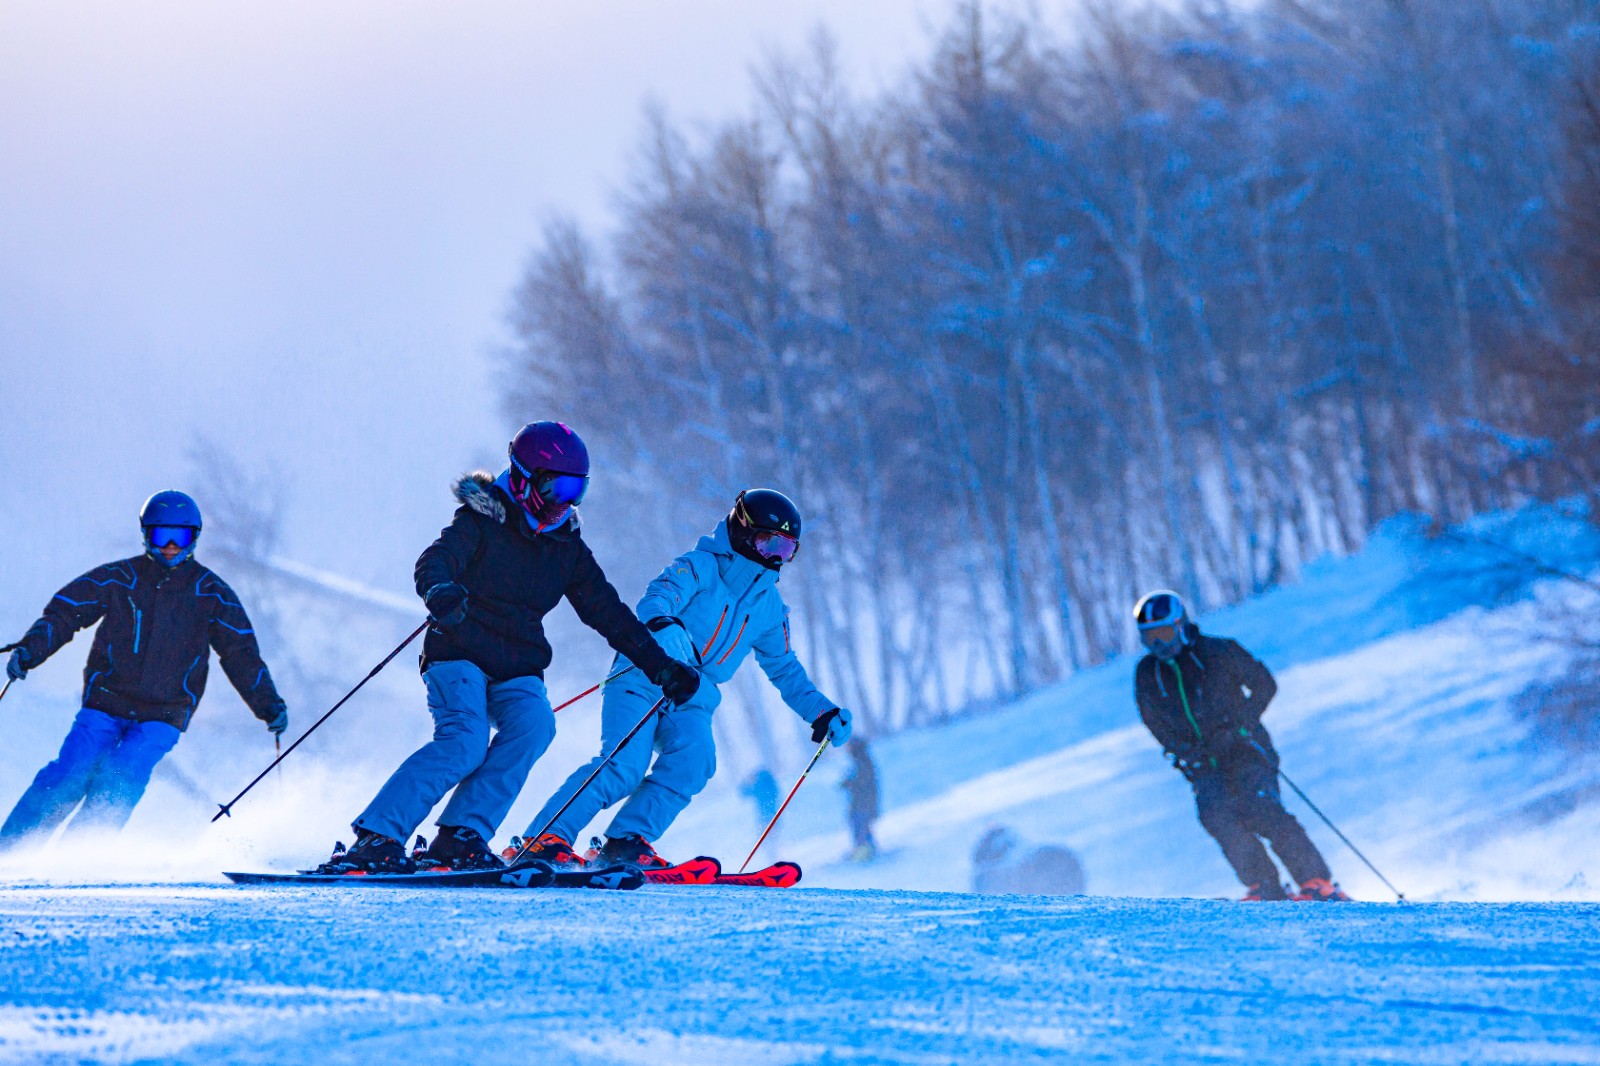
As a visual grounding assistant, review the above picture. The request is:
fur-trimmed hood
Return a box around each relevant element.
[452,470,579,535]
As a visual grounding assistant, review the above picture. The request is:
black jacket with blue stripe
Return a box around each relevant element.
[12,554,284,731]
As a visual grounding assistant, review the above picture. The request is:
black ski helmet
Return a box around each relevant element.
[139,490,203,568]
[507,421,590,525]
[728,488,802,570]
[1134,589,1193,660]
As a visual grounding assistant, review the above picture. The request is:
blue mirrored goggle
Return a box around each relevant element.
[539,473,589,506]
[146,525,197,549]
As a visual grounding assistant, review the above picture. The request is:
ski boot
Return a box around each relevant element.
[418,825,504,871]
[316,829,414,875]
[1293,878,1352,902]
[1240,880,1290,902]
[596,833,672,870]
[501,832,586,868]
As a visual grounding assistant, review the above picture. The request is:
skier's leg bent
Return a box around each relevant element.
[353,661,491,842]
[72,719,182,833]
[605,706,716,842]
[1194,773,1282,895]
[1236,760,1332,885]
[0,709,124,847]
[524,683,657,843]
[436,674,555,841]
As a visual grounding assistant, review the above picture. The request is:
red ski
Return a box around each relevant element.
[641,856,722,885]
[712,861,801,888]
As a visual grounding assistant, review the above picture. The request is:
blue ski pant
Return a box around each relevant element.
[0,708,181,847]
[528,679,715,845]
[355,660,555,844]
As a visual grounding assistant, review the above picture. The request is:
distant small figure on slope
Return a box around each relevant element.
[970,825,1085,895]
[840,740,880,862]
[742,767,779,829]
[1132,590,1350,903]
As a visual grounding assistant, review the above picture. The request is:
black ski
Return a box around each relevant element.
[223,860,641,891]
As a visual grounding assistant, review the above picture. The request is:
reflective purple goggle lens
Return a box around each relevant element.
[753,530,798,563]
[147,525,197,549]
[539,473,589,506]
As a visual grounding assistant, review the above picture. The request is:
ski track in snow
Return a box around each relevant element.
[1,885,1599,1064]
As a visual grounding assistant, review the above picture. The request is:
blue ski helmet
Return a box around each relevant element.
[1134,589,1192,661]
[140,490,202,567]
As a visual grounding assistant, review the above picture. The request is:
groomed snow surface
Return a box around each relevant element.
[2,885,1599,1064]
[2,514,1598,1062]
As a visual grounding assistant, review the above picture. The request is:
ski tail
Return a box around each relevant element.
[713,861,802,888]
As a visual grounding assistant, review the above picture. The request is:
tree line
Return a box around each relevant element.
[503,0,1600,738]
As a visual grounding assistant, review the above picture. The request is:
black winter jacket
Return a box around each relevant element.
[1134,632,1278,774]
[13,554,284,731]
[414,473,674,683]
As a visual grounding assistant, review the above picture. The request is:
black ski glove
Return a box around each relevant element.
[810,707,853,745]
[5,647,28,683]
[265,701,289,738]
[652,659,701,706]
[424,582,469,627]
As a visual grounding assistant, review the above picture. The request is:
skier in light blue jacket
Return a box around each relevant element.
[517,489,853,869]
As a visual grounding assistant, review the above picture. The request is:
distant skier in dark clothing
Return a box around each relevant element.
[1133,590,1348,902]
[841,740,880,862]
[0,491,288,849]
[320,422,700,874]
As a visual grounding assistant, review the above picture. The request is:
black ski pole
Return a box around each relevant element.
[212,620,428,822]
[0,640,19,706]
[504,694,671,867]
[1247,738,1407,902]
[739,737,830,874]
[0,678,12,707]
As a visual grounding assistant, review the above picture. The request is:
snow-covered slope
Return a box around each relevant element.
[1,885,1597,1065]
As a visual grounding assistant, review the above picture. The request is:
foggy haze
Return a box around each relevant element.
[0,0,963,685]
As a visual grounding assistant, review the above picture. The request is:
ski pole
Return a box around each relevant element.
[504,693,672,867]
[552,664,635,714]
[1247,738,1407,902]
[212,620,428,822]
[739,737,830,874]
[0,678,12,707]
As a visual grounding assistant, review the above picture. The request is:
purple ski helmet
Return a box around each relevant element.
[507,421,590,524]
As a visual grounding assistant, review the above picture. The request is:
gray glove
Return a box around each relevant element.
[265,703,289,738]
[5,648,28,683]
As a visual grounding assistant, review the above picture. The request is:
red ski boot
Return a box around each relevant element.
[1293,878,1352,902]
[501,832,587,868]
[596,833,672,870]
[1240,881,1289,902]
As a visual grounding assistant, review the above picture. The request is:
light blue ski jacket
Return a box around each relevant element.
[619,519,836,723]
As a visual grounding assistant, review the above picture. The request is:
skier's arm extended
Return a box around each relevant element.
[203,573,286,724]
[751,609,835,724]
[564,540,673,679]
[413,509,484,598]
[12,564,121,669]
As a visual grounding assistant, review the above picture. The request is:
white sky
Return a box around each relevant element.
[0,0,1033,613]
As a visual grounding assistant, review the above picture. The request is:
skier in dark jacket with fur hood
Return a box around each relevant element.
[322,422,700,874]
[1133,590,1347,902]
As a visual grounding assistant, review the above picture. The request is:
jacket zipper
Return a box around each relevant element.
[130,597,143,654]
[714,615,751,665]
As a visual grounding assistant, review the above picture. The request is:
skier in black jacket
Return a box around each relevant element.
[0,491,287,849]
[322,421,701,874]
[1133,590,1348,901]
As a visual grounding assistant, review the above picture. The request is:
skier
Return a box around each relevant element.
[516,488,852,869]
[0,491,288,849]
[1133,590,1349,901]
[841,739,880,862]
[319,421,701,874]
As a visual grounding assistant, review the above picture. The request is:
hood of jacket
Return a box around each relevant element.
[452,470,578,539]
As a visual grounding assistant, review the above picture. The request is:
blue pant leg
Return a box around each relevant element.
[0,709,124,847]
[435,674,555,841]
[606,706,717,842]
[72,720,183,833]
[354,661,491,842]
[525,682,660,844]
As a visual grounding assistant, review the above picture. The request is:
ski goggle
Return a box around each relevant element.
[1139,624,1178,647]
[509,457,589,509]
[145,525,198,549]
[753,530,799,563]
